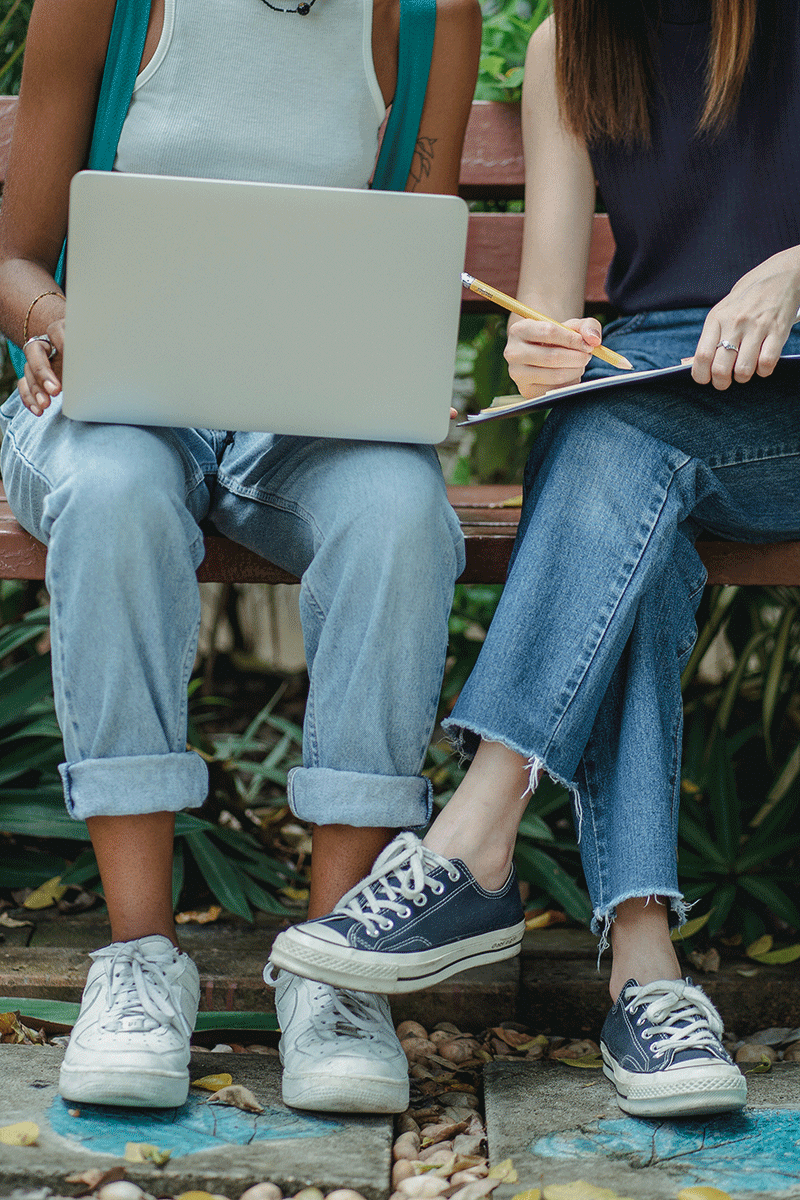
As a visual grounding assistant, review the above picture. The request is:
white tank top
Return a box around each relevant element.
[114,0,387,188]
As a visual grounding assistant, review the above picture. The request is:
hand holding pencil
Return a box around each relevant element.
[461,273,633,371]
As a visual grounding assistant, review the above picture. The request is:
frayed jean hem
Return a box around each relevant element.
[441,716,583,832]
[592,891,688,963]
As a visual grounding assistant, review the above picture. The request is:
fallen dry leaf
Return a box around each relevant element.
[0,913,32,929]
[22,876,67,910]
[687,948,720,973]
[124,1142,172,1165]
[487,1158,518,1183]
[510,1191,541,1200]
[676,1189,734,1200]
[525,910,567,930]
[0,1011,46,1045]
[208,1084,264,1113]
[0,1121,38,1146]
[421,1120,469,1147]
[65,1166,126,1192]
[489,1027,536,1051]
[557,1055,604,1069]
[175,905,223,925]
[192,1073,233,1092]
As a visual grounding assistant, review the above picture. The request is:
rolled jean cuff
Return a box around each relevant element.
[59,751,209,820]
[287,767,433,830]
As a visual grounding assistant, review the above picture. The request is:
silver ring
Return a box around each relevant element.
[716,339,739,353]
[23,334,57,360]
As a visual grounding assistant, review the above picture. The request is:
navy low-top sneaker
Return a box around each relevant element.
[600,977,747,1118]
[267,832,526,993]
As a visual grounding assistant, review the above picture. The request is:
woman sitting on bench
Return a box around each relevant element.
[0,0,480,1114]
[271,0,799,1119]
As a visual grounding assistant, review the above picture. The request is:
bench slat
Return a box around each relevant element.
[2,484,798,588]
[1,94,797,591]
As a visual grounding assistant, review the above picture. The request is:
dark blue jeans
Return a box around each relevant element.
[444,309,800,942]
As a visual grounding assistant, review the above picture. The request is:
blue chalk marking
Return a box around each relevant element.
[531,1108,800,1193]
[48,1092,342,1158]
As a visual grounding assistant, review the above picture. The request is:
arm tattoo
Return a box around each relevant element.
[408,136,437,190]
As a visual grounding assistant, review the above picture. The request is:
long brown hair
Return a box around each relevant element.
[552,0,759,144]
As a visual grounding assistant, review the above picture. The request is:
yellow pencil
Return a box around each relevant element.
[461,273,633,371]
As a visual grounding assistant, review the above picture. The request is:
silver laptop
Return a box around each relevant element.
[61,171,469,444]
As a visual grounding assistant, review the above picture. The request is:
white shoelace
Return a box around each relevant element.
[623,979,724,1058]
[91,942,191,1038]
[305,982,392,1044]
[334,833,460,938]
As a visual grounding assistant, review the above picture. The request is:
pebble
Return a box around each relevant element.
[238,1185,283,1200]
[97,1184,146,1200]
[734,1043,777,1064]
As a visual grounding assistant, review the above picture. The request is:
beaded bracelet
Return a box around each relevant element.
[22,290,65,344]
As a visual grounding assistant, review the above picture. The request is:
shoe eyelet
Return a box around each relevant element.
[414,895,427,907]
[368,929,380,938]
[399,906,412,919]
[379,918,394,931]
[432,883,445,895]
[636,1016,645,1026]
[448,871,461,882]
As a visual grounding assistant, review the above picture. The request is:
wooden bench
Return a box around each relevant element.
[1,95,799,587]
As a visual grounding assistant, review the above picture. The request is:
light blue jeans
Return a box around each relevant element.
[444,309,800,939]
[0,390,464,825]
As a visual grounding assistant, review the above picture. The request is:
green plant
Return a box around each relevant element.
[476,0,551,101]
[0,588,303,918]
[0,0,31,94]
[676,585,800,945]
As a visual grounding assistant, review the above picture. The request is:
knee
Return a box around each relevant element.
[354,452,464,576]
[43,450,197,566]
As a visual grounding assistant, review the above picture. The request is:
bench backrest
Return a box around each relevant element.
[0,96,614,311]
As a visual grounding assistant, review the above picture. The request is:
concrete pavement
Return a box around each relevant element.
[485,1057,800,1199]
[0,1044,393,1200]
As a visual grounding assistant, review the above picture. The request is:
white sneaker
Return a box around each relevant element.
[272,970,409,1112]
[59,935,200,1108]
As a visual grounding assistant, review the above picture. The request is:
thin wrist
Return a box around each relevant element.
[22,289,65,344]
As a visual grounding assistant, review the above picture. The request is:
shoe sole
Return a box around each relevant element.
[600,1045,748,1118]
[59,1065,190,1108]
[282,1072,409,1113]
[269,921,526,994]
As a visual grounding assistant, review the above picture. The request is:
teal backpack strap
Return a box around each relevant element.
[371,0,437,192]
[8,0,150,377]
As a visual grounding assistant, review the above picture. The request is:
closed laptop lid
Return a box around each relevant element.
[62,171,469,443]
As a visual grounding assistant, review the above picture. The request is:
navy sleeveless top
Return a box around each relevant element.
[588,0,800,313]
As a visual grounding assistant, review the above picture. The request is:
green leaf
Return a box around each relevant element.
[172,843,185,910]
[762,603,797,759]
[738,875,800,928]
[58,848,100,889]
[677,812,728,868]
[681,585,739,692]
[704,738,741,863]
[713,630,768,734]
[0,799,88,840]
[670,908,712,942]
[0,739,62,787]
[0,849,69,887]
[750,943,800,965]
[706,884,737,937]
[183,831,253,922]
[240,872,291,915]
[517,813,555,843]
[0,653,54,728]
[514,843,592,925]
